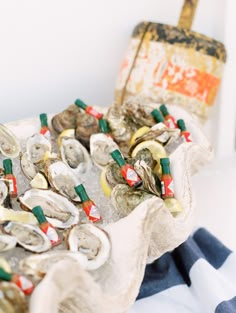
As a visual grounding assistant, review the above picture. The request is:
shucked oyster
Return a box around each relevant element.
[3,222,51,253]
[65,224,111,270]
[20,152,38,180]
[26,133,51,164]
[0,282,27,313]
[0,234,17,252]
[90,133,120,169]
[45,160,81,201]
[0,124,21,158]
[19,189,79,229]
[60,137,92,174]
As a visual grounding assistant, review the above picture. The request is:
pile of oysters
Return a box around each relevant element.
[0,98,213,313]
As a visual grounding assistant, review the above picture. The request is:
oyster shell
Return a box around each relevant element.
[90,133,120,169]
[134,160,161,196]
[129,127,180,156]
[20,152,38,180]
[26,133,51,164]
[110,184,154,220]
[19,189,79,229]
[0,181,8,205]
[0,124,21,158]
[60,137,92,174]
[45,160,81,201]
[66,224,111,270]
[0,281,27,313]
[3,222,51,253]
[75,112,99,150]
[105,102,136,153]
[20,251,87,278]
[0,234,17,252]
[52,104,80,133]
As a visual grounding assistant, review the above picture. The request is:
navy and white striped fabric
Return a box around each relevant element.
[130,228,236,313]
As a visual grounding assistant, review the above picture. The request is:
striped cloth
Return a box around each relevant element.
[129,228,236,313]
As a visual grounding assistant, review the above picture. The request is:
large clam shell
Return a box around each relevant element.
[65,224,111,270]
[45,160,81,201]
[26,133,51,164]
[19,189,80,229]
[0,234,17,252]
[90,133,120,169]
[3,222,51,253]
[0,124,21,158]
[60,137,92,174]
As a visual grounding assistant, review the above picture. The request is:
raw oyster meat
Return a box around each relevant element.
[45,160,81,201]
[19,189,79,229]
[26,133,51,164]
[0,124,21,158]
[60,137,92,174]
[0,234,17,252]
[20,152,38,180]
[65,224,111,270]
[3,222,51,253]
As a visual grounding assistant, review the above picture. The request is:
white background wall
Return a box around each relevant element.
[0,0,226,123]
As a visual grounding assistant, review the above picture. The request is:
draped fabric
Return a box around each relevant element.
[130,228,236,313]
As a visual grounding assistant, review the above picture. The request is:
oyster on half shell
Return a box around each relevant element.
[45,160,81,201]
[20,152,39,180]
[90,133,120,169]
[65,224,111,270]
[0,124,21,158]
[19,189,79,229]
[3,222,51,253]
[26,133,51,164]
[60,137,92,174]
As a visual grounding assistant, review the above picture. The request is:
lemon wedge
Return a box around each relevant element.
[57,129,75,147]
[130,126,150,146]
[100,167,112,197]
[30,173,48,190]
